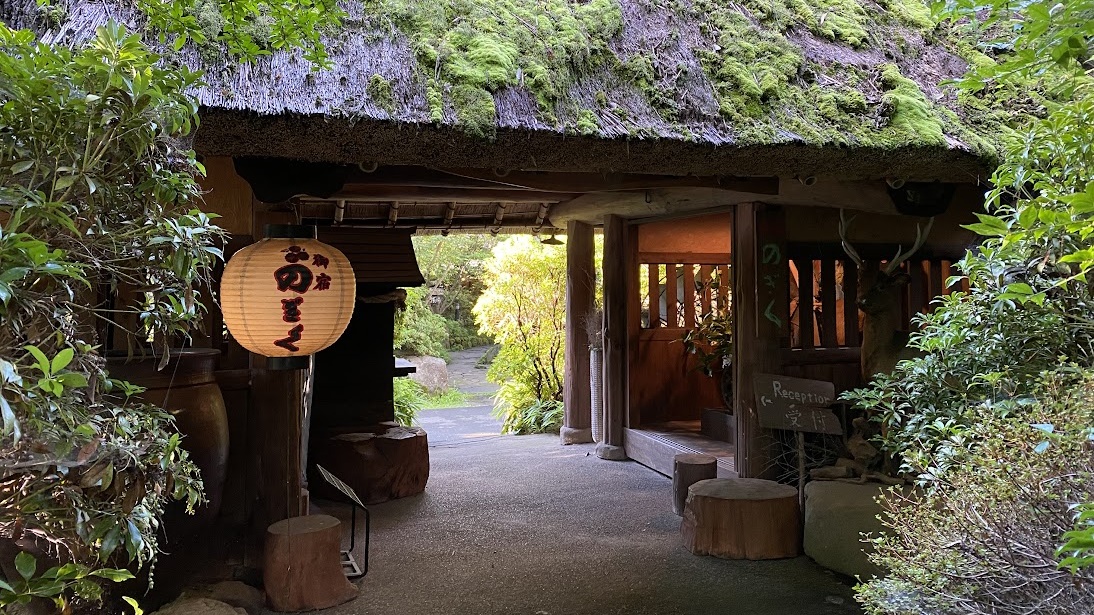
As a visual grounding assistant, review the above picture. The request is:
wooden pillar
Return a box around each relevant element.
[252,358,307,532]
[598,215,628,460]
[733,203,783,478]
[561,220,595,444]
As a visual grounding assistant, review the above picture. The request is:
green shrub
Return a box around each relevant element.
[394,287,450,359]
[474,237,567,433]
[859,372,1094,615]
[493,398,564,435]
[445,318,492,351]
[392,378,425,426]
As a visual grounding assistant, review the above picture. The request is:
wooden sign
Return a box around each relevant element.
[753,373,842,435]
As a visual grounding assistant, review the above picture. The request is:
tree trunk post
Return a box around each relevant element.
[561,220,595,444]
[733,203,783,478]
[598,214,628,460]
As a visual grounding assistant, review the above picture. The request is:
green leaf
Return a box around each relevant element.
[123,596,144,615]
[51,347,74,373]
[10,160,33,174]
[23,345,50,373]
[14,552,35,581]
[90,568,134,582]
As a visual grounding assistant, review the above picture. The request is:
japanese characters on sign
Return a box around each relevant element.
[272,244,333,353]
[753,373,843,435]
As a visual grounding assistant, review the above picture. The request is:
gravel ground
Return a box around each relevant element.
[297,433,861,615]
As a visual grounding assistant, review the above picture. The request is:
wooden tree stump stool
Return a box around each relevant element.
[673,454,717,515]
[264,514,358,612]
[681,478,800,560]
[311,422,429,504]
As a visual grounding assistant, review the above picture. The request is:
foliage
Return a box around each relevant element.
[681,270,733,378]
[394,287,450,359]
[413,234,498,321]
[474,237,566,434]
[0,22,217,607]
[420,388,469,410]
[848,1,1094,611]
[0,552,133,610]
[493,398,564,436]
[858,372,1094,615]
[135,0,344,67]
[392,378,423,426]
[444,318,491,352]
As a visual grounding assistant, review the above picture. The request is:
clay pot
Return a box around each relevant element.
[106,349,229,526]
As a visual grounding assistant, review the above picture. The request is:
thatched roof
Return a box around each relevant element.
[3,0,1000,181]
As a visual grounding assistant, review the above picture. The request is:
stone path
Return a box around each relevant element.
[415,346,504,445]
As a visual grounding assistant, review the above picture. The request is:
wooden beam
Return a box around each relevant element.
[332,185,581,203]
[562,221,595,445]
[342,165,778,195]
[549,179,917,227]
[598,214,628,460]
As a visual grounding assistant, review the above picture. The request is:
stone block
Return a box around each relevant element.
[152,597,247,615]
[803,481,906,579]
[406,356,449,394]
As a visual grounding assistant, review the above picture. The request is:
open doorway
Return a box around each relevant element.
[626,212,735,476]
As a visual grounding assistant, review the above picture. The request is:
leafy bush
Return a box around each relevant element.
[0,23,218,610]
[474,237,566,434]
[444,318,492,351]
[392,378,424,426]
[394,287,450,359]
[859,372,1094,615]
[847,3,1094,611]
[493,398,564,435]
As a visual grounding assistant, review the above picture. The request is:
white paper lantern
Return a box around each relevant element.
[221,228,355,367]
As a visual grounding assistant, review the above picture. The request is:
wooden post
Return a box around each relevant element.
[252,359,307,529]
[561,220,595,444]
[733,203,783,478]
[673,454,717,515]
[598,215,628,460]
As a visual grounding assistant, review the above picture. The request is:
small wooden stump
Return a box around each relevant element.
[264,514,358,612]
[681,478,800,560]
[311,422,429,504]
[673,454,717,515]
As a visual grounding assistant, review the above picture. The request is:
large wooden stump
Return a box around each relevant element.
[310,422,429,504]
[681,478,800,560]
[673,454,717,515]
[264,515,357,612]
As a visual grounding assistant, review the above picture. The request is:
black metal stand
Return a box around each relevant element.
[316,464,371,579]
[340,502,370,578]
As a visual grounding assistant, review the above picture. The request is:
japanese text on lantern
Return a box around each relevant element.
[272,245,332,352]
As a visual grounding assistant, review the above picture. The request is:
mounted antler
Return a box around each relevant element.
[838,210,934,381]
[882,217,934,275]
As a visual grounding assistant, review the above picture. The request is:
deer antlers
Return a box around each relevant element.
[838,209,934,273]
[838,209,864,268]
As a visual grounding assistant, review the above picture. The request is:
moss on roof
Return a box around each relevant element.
[349,0,1000,156]
[6,0,1005,161]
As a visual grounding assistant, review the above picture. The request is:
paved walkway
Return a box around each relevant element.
[416,346,504,446]
[295,344,861,615]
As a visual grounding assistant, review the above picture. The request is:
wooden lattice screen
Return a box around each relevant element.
[787,255,969,350]
[639,254,731,330]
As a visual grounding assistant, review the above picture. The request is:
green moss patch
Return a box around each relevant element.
[879,63,946,145]
[367,74,395,112]
[363,0,623,135]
